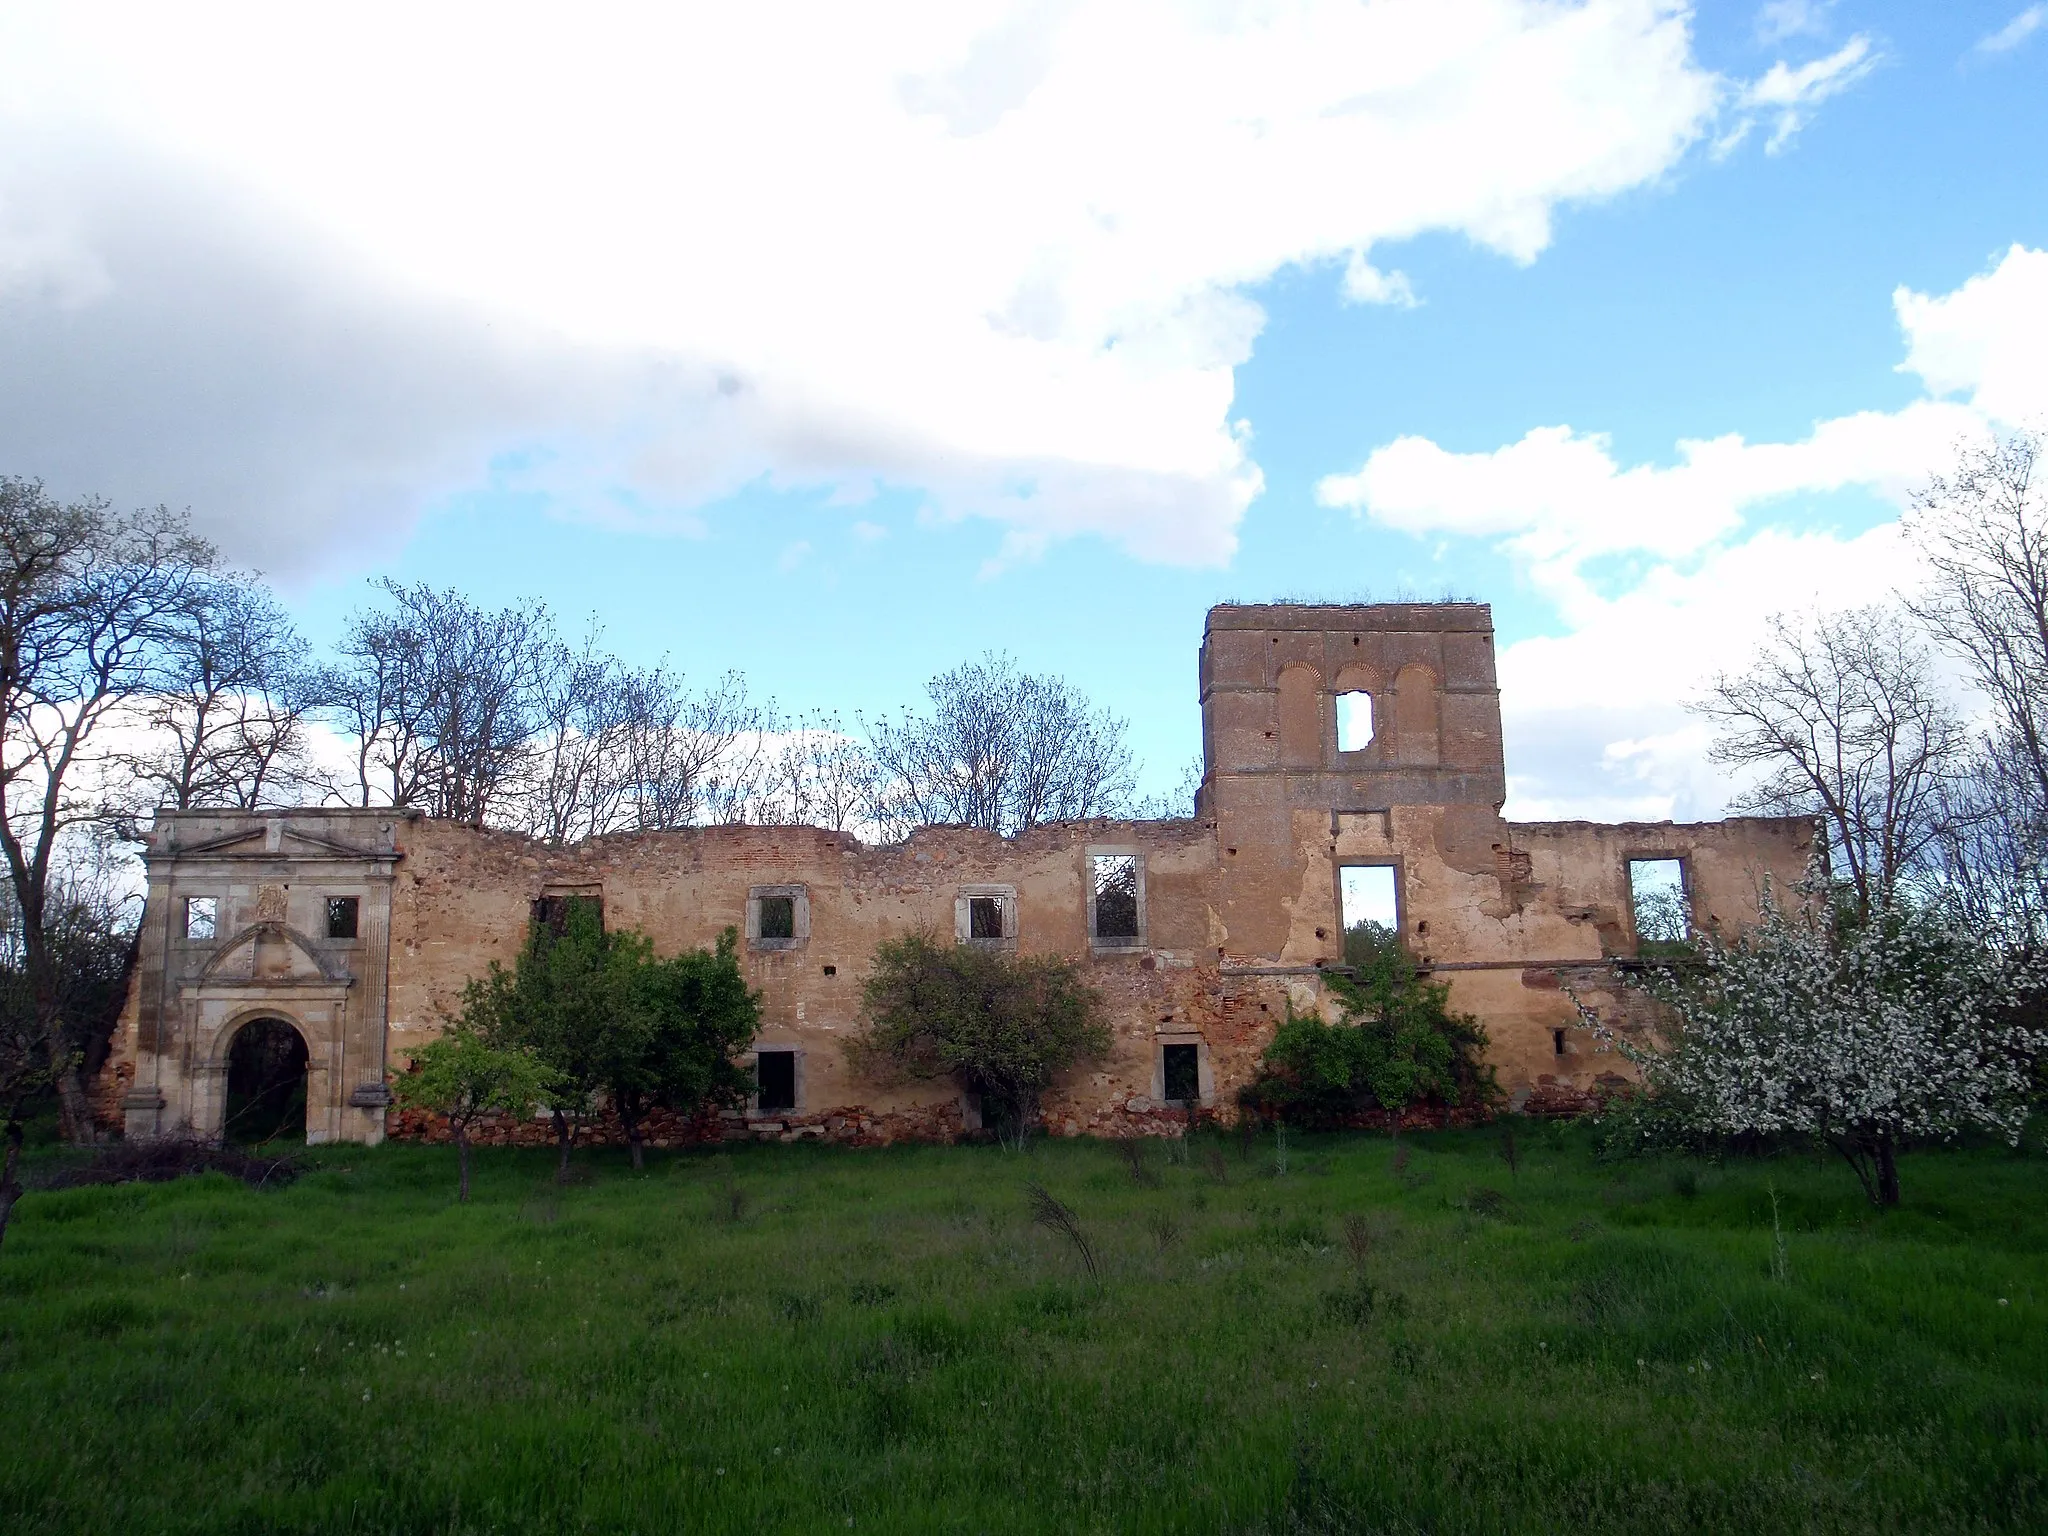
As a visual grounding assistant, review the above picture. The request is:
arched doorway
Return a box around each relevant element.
[224,1017,309,1146]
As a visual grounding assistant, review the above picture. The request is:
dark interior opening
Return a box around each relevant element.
[1553,1027,1567,1057]
[1092,855,1140,942]
[759,895,796,940]
[969,896,1003,940]
[757,1050,797,1113]
[326,896,359,940]
[532,893,603,937]
[224,1018,308,1146]
[1163,1043,1200,1103]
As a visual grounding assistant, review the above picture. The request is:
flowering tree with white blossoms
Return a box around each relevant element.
[1577,883,2046,1207]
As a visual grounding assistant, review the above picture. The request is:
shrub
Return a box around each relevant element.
[849,931,1108,1146]
[1239,924,1497,1127]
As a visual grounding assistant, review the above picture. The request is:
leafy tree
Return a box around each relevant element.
[1579,884,2047,1207]
[850,931,1109,1148]
[589,927,759,1169]
[392,1026,553,1202]
[1242,922,1496,1127]
[459,899,758,1174]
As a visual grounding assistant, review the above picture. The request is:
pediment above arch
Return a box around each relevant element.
[197,922,353,985]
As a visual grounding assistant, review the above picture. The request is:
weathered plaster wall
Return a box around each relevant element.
[101,601,1816,1145]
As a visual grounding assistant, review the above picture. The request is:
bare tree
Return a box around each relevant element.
[765,712,885,833]
[0,479,213,1137]
[1907,428,2048,936]
[1695,606,1969,922]
[324,582,554,826]
[113,575,322,813]
[0,840,139,1245]
[863,653,1138,839]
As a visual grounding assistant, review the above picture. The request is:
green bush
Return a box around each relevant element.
[849,931,1108,1146]
[1239,922,1496,1127]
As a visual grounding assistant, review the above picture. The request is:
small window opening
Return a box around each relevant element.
[822,964,837,977]
[1163,1043,1200,1104]
[1090,854,1140,943]
[1627,858,1691,955]
[1338,865,1399,968]
[183,896,217,941]
[759,894,796,941]
[756,1050,797,1114]
[325,896,359,940]
[532,894,603,937]
[968,896,1003,941]
[1553,1027,1568,1057]
[1336,691,1375,752]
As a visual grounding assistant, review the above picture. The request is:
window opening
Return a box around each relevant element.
[968,895,1003,941]
[759,894,797,941]
[1336,691,1375,752]
[532,894,602,937]
[1090,854,1140,943]
[184,896,217,940]
[326,896,359,940]
[1338,865,1398,969]
[756,1050,797,1114]
[1162,1043,1200,1104]
[1627,859,1690,955]
[1553,1027,1568,1057]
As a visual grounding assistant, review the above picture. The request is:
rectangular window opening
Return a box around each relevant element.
[968,895,1003,941]
[1090,854,1140,943]
[1336,691,1375,752]
[756,1050,797,1114]
[1338,865,1398,968]
[1163,1043,1200,1104]
[183,895,217,941]
[532,893,603,937]
[1553,1027,1568,1057]
[1627,858,1690,953]
[325,896,359,940]
[759,894,797,941]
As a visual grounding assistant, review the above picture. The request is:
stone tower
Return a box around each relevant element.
[1197,602,1507,961]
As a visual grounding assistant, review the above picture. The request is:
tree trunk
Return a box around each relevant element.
[456,1122,472,1204]
[50,1064,93,1145]
[1875,1136,1900,1208]
[0,1119,22,1255]
[625,1110,645,1171]
[552,1109,574,1184]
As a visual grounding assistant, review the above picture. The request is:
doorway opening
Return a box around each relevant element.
[224,1018,309,1146]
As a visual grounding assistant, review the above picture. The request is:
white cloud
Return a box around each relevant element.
[1342,255,1420,309]
[1754,1,1833,46]
[0,1,1842,575]
[1720,35,1877,155]
[1318,244,2048,822]
[1895,244,2048,423]
[1975,6,2047,55]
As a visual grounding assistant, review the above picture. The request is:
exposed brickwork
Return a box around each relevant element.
[101,602,1814,1145]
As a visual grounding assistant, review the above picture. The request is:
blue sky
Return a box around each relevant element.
[5,2,2046,821]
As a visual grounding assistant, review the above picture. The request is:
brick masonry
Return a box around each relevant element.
[100,602,1813,1145]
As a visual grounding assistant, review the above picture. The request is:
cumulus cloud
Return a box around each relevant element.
[1317,245,2048,821]
[0,1,1855,576]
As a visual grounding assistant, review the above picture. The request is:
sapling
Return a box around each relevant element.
[393,1027,553,1202]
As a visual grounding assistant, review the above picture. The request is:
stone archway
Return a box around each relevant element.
[222,1016,310,1146]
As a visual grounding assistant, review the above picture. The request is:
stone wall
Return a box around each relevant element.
[99,601,1816,1145]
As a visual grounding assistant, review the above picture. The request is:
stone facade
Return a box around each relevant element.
[102,602,1814,1145]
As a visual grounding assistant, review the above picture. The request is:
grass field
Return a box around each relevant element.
[2,1124,2044,1534]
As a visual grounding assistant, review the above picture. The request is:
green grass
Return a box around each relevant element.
[3,1125,2045,1533]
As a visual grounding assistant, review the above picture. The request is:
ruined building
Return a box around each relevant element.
[103,603,1812,1145]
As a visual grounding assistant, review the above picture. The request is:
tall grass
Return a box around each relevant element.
[1,1124,2043,1533]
